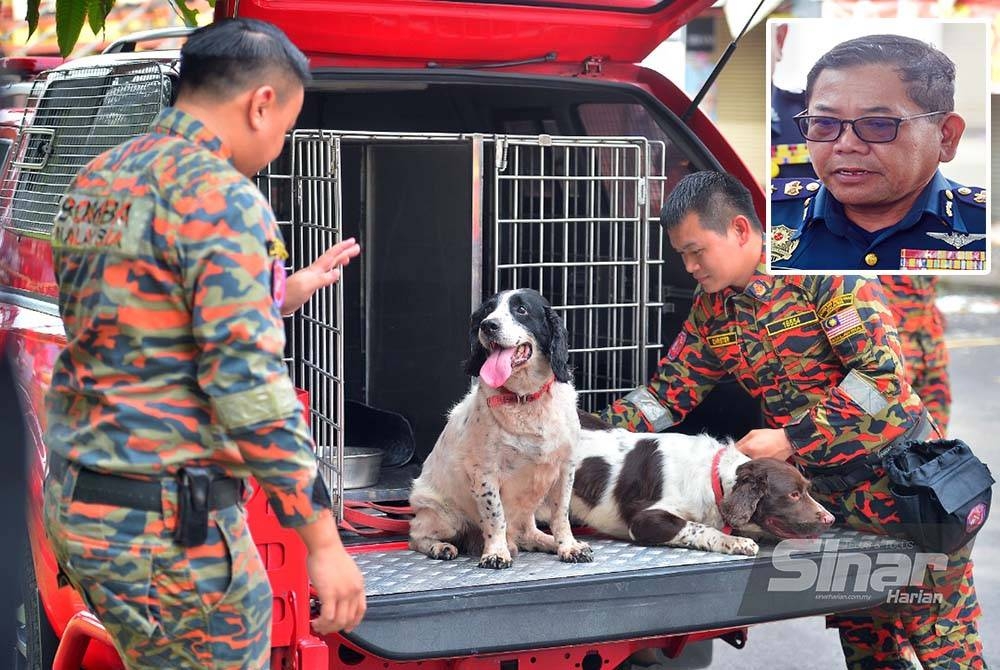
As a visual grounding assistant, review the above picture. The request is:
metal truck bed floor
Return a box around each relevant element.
[345,529,913,660]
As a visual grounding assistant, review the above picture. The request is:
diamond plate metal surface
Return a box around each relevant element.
[356,528,903,597]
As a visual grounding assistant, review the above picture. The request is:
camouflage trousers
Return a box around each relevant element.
[43,463,273,670]
[823,475,982,670]
[900,330,951,436]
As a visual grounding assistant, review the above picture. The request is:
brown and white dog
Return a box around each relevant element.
[409,289,593,568]
[560,414,835,555]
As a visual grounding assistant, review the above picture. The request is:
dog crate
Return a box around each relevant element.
[259,128,698,517]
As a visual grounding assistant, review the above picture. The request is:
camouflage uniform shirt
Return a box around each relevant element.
[46,107,325,527]
[602,261,925,469]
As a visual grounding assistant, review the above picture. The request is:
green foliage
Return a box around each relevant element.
[172,0,200,27]
[26,0,209,57]
[55,0,87,57]
[26,0,40,38]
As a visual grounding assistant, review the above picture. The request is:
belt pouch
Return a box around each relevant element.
[175,467,212,547]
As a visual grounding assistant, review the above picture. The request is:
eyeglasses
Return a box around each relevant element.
[793,111,947,143]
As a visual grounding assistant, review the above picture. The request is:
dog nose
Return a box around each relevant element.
[480,319,500,335]
[819,510,835,525]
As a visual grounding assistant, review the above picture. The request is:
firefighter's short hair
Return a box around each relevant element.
[659,171,761,236]
[178,18,311,101]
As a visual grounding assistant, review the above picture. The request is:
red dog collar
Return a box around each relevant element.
[487,376,556,408]
[712,447,732,535]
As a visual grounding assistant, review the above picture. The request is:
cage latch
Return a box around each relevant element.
[582,56,605,76]
[495,137,509,172]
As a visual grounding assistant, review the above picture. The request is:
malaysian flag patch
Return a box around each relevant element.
[822,307,864,345]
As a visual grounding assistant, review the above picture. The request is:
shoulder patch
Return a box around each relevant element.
[821,307,864,346]
[771,178,821,201]
[666,331,686,361]
[817,293,854,322]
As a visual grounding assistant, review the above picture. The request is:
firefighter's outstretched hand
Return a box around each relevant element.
[736,428,794,461]
[282,238,362,316]
[308,545,367,635]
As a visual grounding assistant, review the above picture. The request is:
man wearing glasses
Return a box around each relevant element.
[770,34,986,272]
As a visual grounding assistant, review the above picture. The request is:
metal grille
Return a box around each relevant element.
[259,130,347,515]
[262,129,673,508]
[6,61,169,236]
[492,135,667,411]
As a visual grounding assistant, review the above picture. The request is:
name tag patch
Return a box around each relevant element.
[707,331,739,348]
[765,310,818,337]
[900,248,985,271]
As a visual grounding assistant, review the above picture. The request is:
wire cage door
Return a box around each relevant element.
[489,135,669,413]
[260,130,347,517]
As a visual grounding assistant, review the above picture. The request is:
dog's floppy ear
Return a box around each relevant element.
[464,299,493,377]
[721,466,767,528]
[544,305,572,383]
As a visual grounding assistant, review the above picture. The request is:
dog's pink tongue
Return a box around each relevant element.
[480,347,515,388]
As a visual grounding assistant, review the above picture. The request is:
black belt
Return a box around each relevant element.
[48,453,241,513]
[806,410,934,495]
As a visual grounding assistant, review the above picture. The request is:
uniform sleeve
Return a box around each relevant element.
[175,179,328,528]
[783,275,924,467]
[600,301,729,432]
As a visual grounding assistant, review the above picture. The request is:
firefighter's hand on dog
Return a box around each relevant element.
[308,544,367,635]
[282,237,362,316]
[736,428,794,461]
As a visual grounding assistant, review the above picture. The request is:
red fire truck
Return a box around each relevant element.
[3,3,909,669]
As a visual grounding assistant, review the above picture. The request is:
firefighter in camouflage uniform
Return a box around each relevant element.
[43,19,364,669]
[601,172,982,669]
[880,276,951,435]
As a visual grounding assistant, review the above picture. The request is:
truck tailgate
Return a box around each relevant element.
[345,529,913,660]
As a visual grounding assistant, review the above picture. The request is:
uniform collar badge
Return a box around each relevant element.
[770,225,800,262]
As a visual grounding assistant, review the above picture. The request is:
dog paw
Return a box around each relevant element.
[727,537,759,556]
[428,542,459,560]
[478,553,513,569]
[559,542,594,563]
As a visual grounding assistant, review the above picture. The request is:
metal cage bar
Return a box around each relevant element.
[492,135,654,411]
[259,129,672,508]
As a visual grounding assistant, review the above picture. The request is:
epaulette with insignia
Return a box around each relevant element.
[771,178,821,201]
[953,186,987,208]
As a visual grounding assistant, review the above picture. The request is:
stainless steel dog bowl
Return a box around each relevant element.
[342,447,383,489]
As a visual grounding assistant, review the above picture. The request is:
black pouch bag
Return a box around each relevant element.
[882,439,994,554]
[175,467,213,547]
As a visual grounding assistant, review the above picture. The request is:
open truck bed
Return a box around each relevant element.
[344,528,910,661]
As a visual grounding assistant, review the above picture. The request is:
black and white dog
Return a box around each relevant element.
[561,414,835,556]
[409,289,593,568]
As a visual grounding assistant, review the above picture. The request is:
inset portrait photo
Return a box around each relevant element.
[767,19,990,274]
